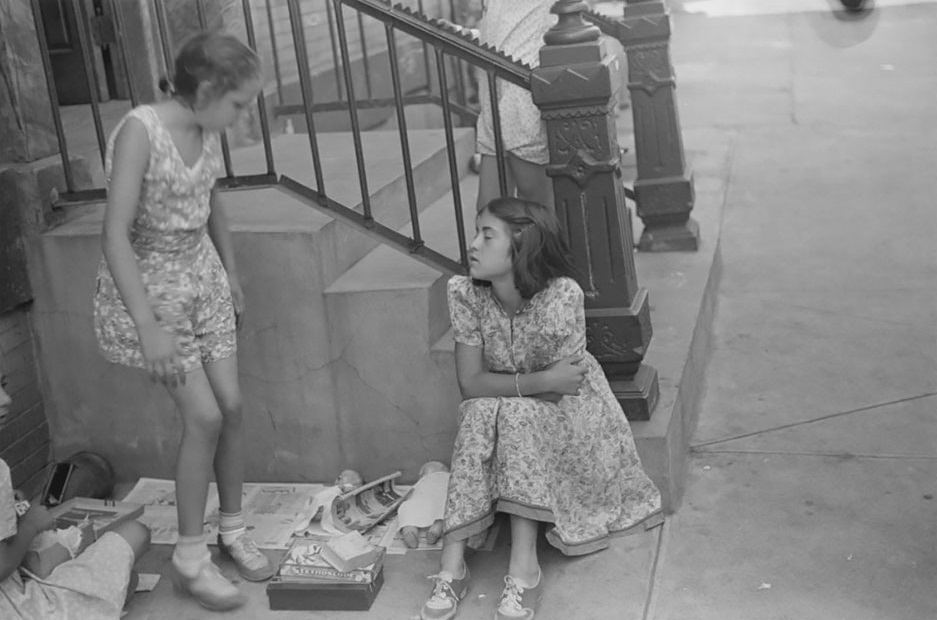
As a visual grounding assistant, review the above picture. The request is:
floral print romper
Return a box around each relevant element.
[94,106,236,372]
[475,0,552,165]
[445,276,662,555]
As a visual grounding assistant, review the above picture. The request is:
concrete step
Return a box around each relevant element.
[225,128,475,284]
[321,174,478,478]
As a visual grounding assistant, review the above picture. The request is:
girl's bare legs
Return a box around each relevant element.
[507,516,540,585]
[202,355,243,514]
[203,355,275,582]
[508,155,554,212]
[168,370,224,536]
[439,537,468,577]
[167,370,245,609]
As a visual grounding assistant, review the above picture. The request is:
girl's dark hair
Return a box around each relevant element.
[158,31,260,105]
[477,197,578,299]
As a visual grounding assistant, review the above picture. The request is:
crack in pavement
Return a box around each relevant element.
[691,391,937,449]
[692,449,937,461]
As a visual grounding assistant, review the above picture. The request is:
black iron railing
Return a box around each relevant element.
[30,0,531,274]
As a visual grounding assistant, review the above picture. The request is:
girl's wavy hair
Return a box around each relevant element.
[158,31,260,105]
[475,197,578,299]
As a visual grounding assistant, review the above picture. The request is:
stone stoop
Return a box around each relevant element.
[28,128,476,484]
[322,174,478,481]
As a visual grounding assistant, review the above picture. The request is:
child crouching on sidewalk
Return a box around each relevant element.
[0,375,151,619]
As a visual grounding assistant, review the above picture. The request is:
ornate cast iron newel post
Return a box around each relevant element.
[622,0,698,251]
[531,0,658,420]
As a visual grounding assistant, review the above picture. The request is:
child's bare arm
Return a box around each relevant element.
[0,503,54,581]
[102,120,185,385]
[101,119,153,329]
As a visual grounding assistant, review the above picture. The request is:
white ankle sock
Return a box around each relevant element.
[173,534,209,573]
[219,511,246,545]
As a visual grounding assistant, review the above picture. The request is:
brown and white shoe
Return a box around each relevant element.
[420,566,470,620]
[495,572,543,620]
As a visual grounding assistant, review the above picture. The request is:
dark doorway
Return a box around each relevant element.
[38,0,114,105]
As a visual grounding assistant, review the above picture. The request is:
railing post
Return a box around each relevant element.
[621,0,698,251]
[531,0,658,420]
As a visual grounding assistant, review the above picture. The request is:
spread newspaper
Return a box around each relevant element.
[122,477,325,549]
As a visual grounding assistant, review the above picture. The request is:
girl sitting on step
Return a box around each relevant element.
[419,198,662,620]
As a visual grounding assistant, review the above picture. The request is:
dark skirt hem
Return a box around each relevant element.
[445,503,663,556]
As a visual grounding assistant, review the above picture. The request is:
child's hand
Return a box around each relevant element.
[137,322,186,387]
[20,503,55,536]
[545,356,587,396]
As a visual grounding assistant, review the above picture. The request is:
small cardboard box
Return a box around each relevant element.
[266,537,385,611]
[267,566,384,611]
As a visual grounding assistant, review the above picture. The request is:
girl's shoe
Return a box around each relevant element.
[169,556,247,611]
[217,532,276,581]
[420,566,470,620]
[495,572,542,620]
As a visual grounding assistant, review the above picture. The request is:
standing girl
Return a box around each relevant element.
[420,198,662,620]
[93,32,273,611]
[473,0,555,211]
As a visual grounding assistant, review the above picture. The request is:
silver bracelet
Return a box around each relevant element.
[514,372,522,398]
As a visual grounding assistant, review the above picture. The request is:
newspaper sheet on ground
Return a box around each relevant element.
[123,478,326,549]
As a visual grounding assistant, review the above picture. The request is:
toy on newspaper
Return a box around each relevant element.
[334,469,364,493]
[329,471,408,534]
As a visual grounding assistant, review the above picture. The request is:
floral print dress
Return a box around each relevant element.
[444,276,662,555]
[475,0,553,165]
[93,105,236,373]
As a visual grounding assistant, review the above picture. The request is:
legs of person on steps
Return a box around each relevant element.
[476,155,554,212]
[477,155,512,212]
[508,156,554,212]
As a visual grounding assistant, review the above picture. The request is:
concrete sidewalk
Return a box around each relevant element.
[651,1,937,619]
[122,2,937,618]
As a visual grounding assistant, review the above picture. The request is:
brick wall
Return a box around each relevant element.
[0,306,50,495]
